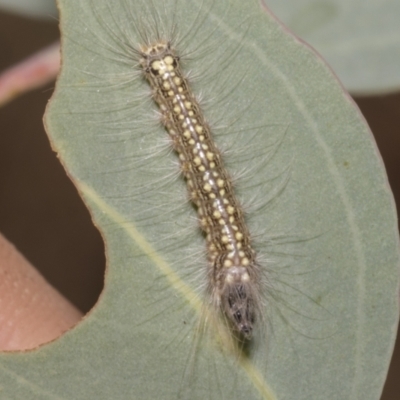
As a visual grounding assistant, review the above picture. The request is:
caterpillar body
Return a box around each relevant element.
[140,41,262,340]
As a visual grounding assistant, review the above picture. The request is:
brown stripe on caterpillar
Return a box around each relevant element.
[139,40,262,340]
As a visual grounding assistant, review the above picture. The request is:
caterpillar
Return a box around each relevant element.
[139,40,262,340]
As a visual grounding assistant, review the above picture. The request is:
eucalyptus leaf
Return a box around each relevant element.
[0,0,398,399]
[0,0,57,19]
[264,0,400,94]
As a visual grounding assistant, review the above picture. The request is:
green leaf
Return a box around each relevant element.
[264,0,400,94]
[1,0,398,399]
[0,0,57,19]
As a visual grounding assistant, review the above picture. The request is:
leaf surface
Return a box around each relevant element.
[265,0,400,94]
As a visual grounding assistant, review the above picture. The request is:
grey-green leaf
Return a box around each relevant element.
[0,0,398,399]
[0,0,57,19]
[264,0,400,94]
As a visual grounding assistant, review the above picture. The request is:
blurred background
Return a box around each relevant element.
[0,6,398,399]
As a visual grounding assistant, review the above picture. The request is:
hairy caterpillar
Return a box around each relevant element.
[139,40,262,339]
